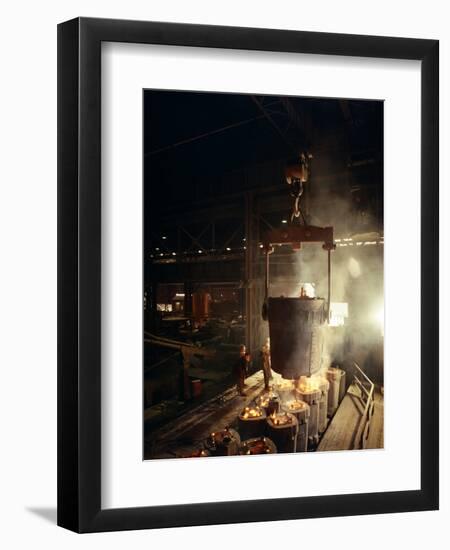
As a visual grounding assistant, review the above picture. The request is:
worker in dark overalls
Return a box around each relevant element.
[261,337,272,390]
[234,346,250,396]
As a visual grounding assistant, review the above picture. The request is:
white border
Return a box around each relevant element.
[101,42,421,509]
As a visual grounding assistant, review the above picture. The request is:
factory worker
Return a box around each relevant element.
[261,337,272,390]
[234,349,251,396]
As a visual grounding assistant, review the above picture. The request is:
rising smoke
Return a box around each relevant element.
[266,185,384,383]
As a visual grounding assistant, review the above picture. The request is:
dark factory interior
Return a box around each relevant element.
[143,90,384,459]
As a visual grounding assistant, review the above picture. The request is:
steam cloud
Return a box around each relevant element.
[265,186,384,383]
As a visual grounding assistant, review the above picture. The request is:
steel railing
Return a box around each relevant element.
[352,362,375,449]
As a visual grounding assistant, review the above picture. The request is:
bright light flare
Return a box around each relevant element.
[348,257,361,278]
[374,304,384,335]
[329,302,348,327]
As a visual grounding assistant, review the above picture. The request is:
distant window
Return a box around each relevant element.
[157,303,172,312]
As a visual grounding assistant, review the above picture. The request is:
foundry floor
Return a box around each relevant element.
[144,371,267,459]
[144,372,384,459]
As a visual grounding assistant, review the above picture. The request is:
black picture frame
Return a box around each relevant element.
[57,17,439,533]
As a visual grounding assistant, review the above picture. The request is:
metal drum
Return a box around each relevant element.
[205,428,241,456]
[192,291,210,323]
[190,378,202,398]
[239,437,277,455]
[238,406,267,440]
[283,399,310,452]
[296,383,321,446]
[313,375,330,434]
[267,297,326,379]
[339,369,347,403]
[266,412,298,453]
[326,367,346,417]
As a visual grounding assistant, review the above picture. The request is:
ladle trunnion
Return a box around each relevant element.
[262,224,335,380]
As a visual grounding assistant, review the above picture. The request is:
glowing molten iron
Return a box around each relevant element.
[257,390,277,408]
[285,399,306,412]
[269,412,293,426]
[296,376,320,393]
[241,406,264,419]
[241,437,275,455]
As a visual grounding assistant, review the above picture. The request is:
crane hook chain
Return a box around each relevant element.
[290,179,307,225]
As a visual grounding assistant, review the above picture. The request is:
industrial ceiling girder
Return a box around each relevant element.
[144,100,280,157]
[251,95,298,153]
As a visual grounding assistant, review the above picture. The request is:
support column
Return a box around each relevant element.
[150,281,158,313]
[244,192,265,359]
[244,192,254,354]
[184,281,193,317]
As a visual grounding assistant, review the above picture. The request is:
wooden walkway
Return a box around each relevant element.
[365,389,384,449]
[317,384,384,452]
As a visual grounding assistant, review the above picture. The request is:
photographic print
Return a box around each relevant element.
[57,18,438,531]
[143,90,384,460]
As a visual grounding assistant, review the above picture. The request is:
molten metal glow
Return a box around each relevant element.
[257,390,277,408]
[241,406,263,419]
[270,412,293,426]
[286,400,306,412]
[297,376,320,393]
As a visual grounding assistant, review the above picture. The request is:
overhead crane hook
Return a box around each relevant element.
[285,152,313,225]
[262,151,335,333]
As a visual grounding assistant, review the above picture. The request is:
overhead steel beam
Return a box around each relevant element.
[145,114,266,157]
[145,100,280,157]
[279,97,310,147]
[251,96,298,153]
[180,224,211,254]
